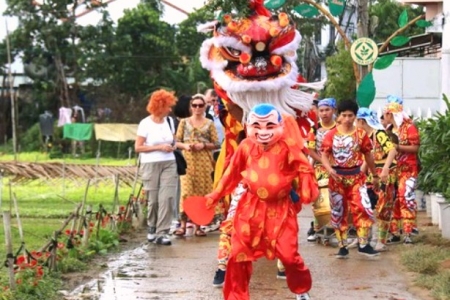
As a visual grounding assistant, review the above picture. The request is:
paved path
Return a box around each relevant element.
[68,209,425,300]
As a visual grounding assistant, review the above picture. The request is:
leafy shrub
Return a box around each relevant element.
[57,257,87,273]
[417,94,450,200]
[19,123,43,152]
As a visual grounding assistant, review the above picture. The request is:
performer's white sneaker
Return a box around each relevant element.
[296,293,311,300]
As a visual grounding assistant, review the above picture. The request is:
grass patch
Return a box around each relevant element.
[0,152,139,299]
[401,245,450,275]
[400,212,450,300]
[0,177,132,252]
[0,177,135,292]
[431,270,450,300]
[415,273,437,290]
[413,232,450,248]
[0,151,133,166]
[1,180,132,218]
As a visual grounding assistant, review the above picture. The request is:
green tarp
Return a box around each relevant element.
[63,123,93,141]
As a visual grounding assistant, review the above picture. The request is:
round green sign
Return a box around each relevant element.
[350,38,379,66]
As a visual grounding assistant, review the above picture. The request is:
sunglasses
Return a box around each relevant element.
[191,104,205,108]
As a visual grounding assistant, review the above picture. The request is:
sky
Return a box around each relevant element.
[0,0,207,72]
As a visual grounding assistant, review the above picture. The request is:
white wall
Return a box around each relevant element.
[371,57,441,118]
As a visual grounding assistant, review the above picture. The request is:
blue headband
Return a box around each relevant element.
[386,95,403,105]
[318,98,336,108]
[357,107,384,130]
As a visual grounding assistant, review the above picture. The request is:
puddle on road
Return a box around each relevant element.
[65,244,162,300]
[64,239,218,300]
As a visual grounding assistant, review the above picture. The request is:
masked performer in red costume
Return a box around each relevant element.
[383,102,420,244]
[198,0,323,290]
[356,107,397,252]
[197,103,318,300]
[320,100,380,258]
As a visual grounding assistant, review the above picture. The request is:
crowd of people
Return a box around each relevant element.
[134,89,420,300]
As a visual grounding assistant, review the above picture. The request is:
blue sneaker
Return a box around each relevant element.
[213,269,225,287]
[335,247,349,259]
[358,244,380,257]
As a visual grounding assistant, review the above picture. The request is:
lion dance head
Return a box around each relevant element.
[199,0,321,122]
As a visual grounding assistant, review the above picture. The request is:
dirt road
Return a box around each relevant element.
[67,209,428,300]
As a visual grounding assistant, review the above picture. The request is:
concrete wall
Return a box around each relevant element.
[370,57,442,119]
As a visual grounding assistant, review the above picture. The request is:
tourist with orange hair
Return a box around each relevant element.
[135,89,179,246]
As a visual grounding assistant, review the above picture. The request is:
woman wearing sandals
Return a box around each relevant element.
[175,94,220,237]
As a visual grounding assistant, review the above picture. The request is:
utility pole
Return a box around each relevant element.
[5,21,17,161]
[441,0,450,113]
[357,0,370,81]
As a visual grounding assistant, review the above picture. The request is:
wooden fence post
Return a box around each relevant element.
[96,204,104,239]
[0,170,3,208]
[112,175,120,214]
[62,160,66,197]
[48,231,58,272]
[12,193,27,262]
[70,204,82,236]
[77,179,90,234]
[3,211,16,290]
[82,205,92,247]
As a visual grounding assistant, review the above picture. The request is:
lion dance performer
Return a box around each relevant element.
[200,103,318,300]
[198,0,322,288]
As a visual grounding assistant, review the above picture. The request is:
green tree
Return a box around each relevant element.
[369,0,425,43]
[174,8,214,94]
[176,8,213,59]
[106,3,177,97]
[4,0,115,109]
[0,41,7,72]
[321,42,356,102]
[0,40,10,144]
[76,12,116,84]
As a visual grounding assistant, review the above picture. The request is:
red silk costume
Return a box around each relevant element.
[390,118,420,235]
[321,127,375,246]
[307,121,336,230]
[206,136,318,299]
[215,115,313,267]
[366,130,397,244]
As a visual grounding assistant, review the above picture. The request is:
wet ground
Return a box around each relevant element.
[66,209,428,300]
